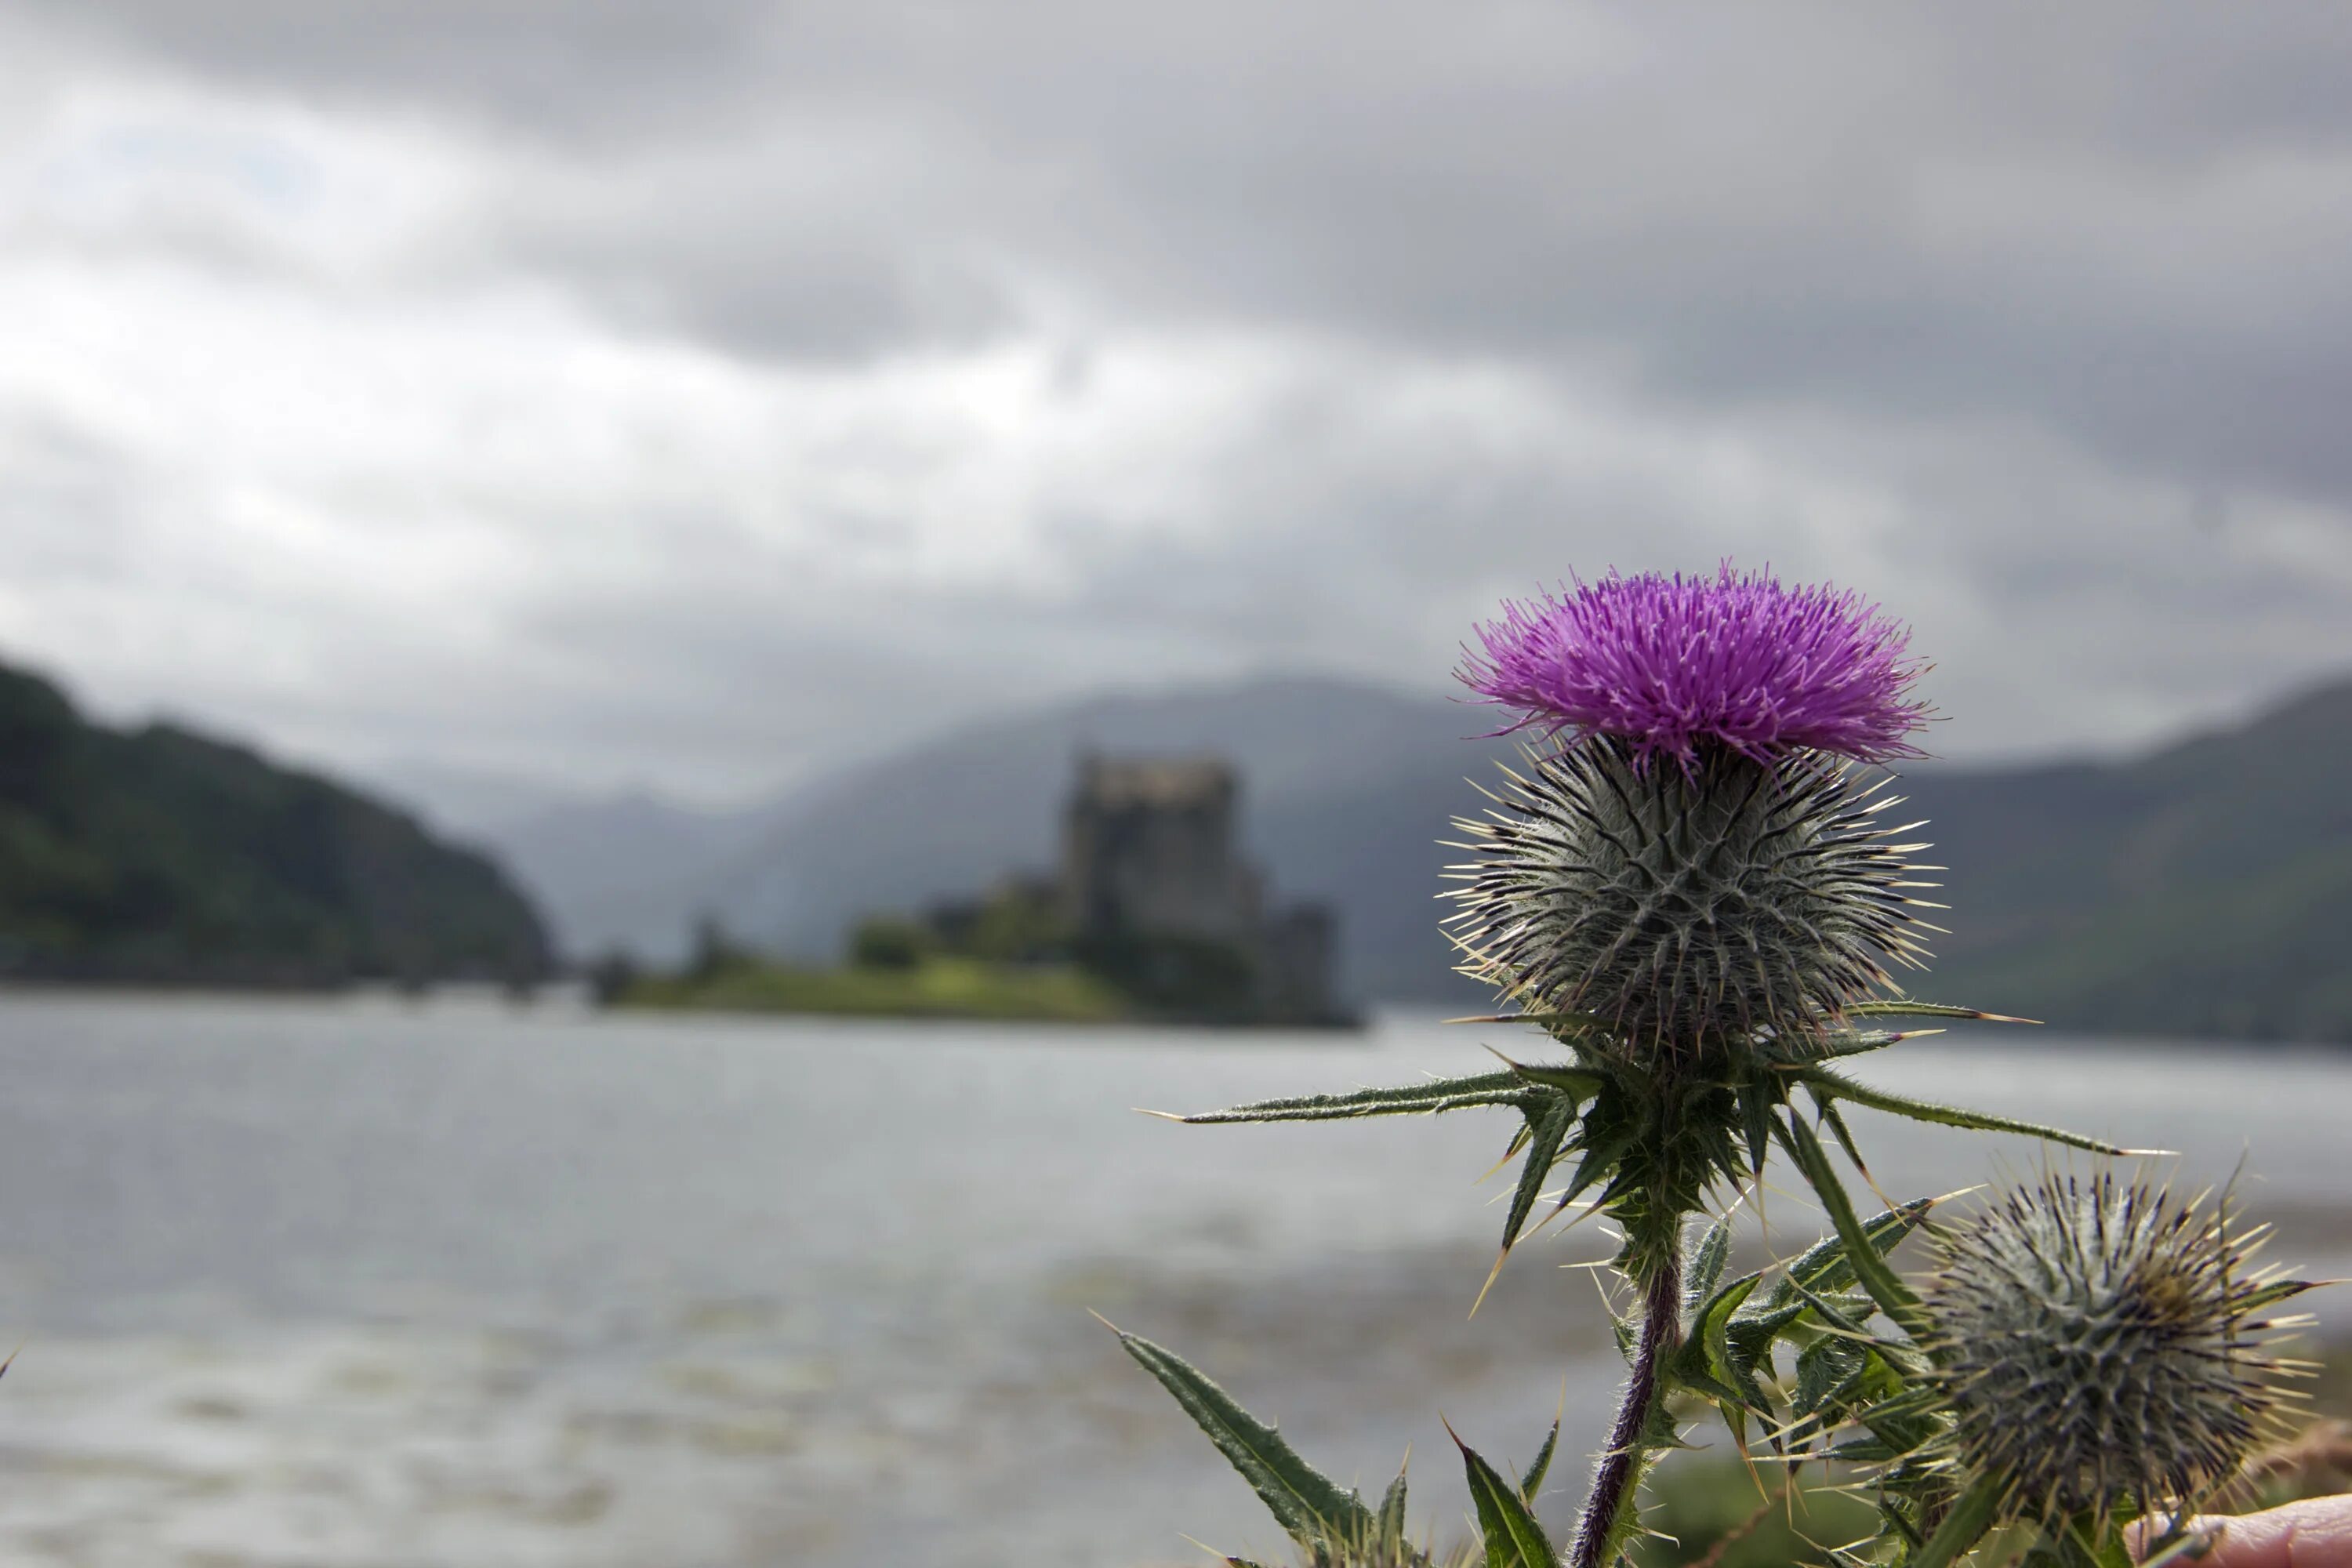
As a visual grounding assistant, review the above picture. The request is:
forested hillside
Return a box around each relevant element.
[0,658,549,987]
[1911,680,2352,1043]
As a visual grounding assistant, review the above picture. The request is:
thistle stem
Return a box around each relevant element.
[1570,1250,1683,1568]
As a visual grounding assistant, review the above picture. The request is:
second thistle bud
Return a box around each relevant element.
[1919,1171,2306,1525]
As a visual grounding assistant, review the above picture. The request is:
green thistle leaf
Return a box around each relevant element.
[1377,1465,1410,1544]
[1773,1114,1928,1338]
[1671,1269,1766,1410]
[1727,1200,1929,1364]
[1793,1335,1869,1417]
[1168,1071,1533,1125]
[1497,1094,1577,1258]
[1551,1105,1640,1225]
[1109,1326,1373,1548]
[1824,1436,1900,1463]
[1498,1058,1607,1098]
[1451,1426,1557,1568]
[1769,1196,1937,1305]
[1780,1279,1882,1342]
[1809,1029,1907,1059]
[1794,1066,2142,1156]
[1736,1076,1776,1175]
[1838,1382,1946,1428]
[1910,1473,2008,1568]
[1815,1095,1871,1178]
[1682,1212,1736,1320]
[1443,1009,1617,1042]
[1839,1000,2035,1022]
[1699,1272,1763,1381]
[1678,1365,1759,1414]
[1519,1418,1560,1502]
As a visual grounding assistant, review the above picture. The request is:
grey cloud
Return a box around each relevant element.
[3,332,2339,801]
[559,5,2352,505]
[13,0,781,140]
[988,3,2352,504]
[500,121,1032,361]
[2,0,2349,801]
[26,0,2352,506]
[0,411,151,580]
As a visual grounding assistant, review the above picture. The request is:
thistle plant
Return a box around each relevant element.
[1112,564,2314,1568]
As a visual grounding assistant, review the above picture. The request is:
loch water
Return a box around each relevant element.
[0,992,2344,1567]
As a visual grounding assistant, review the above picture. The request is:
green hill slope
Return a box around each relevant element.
[1907,681,2352,1042]
[0,658,550,987]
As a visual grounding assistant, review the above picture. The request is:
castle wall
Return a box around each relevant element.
[1058,753,1341,1022]
[1060,758,1259,945]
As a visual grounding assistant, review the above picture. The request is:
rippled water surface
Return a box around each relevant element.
[0,993,2344,1566]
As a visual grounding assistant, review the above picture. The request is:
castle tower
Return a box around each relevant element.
[1058,754,1261,946]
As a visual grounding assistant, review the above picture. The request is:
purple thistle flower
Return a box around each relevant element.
[1459,564,1931,768]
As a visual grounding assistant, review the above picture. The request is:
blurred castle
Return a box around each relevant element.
[1058,754,1340,1025]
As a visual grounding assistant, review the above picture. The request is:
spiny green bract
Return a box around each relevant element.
[1920,1171,2307,1525]
[1445,739,1938,1063]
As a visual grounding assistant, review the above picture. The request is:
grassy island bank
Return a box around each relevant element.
[608,954,1132,1023]
[596,909,1359,1027]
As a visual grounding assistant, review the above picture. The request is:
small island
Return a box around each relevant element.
[601,754,1356,1028]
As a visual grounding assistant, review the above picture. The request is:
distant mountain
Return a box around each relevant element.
[470,671,2352,1044]
[0,658,550,987]
[492,790,772,964]
[358,757,597,843]
[1907,679,2352,1044]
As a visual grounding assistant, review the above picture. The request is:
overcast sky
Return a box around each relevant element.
[2,2,2349,805]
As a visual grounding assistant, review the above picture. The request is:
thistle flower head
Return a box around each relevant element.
[1445,741,1936,1059]
[1922,1172,2304,1524]
[1459,565,1930,770]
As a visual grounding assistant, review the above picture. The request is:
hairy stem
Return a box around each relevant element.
[1571,1250,1684,1568]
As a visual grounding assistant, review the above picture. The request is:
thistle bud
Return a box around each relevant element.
[1921,1172,2305,1523]
[1448,566,1939,1063]
[1445,739,1935,1060]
